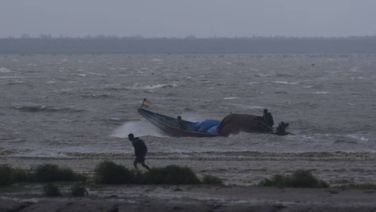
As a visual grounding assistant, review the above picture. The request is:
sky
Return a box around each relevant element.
[1,0,376,38]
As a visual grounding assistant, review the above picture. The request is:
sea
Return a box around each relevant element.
[1,54,376,185]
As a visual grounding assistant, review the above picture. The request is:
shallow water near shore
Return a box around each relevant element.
[1,54,376,185]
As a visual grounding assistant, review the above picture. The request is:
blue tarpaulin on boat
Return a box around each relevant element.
[193,119,220,134]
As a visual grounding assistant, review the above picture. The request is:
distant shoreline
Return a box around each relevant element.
[1,37,376,54]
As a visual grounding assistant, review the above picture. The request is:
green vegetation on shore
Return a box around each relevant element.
[259,170,329,188]
[0,164,86,186]
[0,161,223,186]
[95,161,203,185]
[202,175,224,185]
[70,183,88,197]
[3,162,376,198]
[0,165,30,185]
[43,183,62,197]
[94,161,134,184]
[143,165,201,185]
[33,164,86,182]
[338,183,376,190]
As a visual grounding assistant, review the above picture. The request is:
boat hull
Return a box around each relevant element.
[138,108,218,137]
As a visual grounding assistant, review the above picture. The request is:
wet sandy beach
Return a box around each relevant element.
[2,149,376,186]
[2,185,376,212]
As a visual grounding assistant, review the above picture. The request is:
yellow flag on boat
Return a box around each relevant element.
[142,98,152,107]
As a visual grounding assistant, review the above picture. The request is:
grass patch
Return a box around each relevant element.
[143,165,201,185]
[1,164,85,184]
[339,183,376,190]
[259,170,329,188]
[43,183,62,197]
[70,183,88,197]
[0,165,16,186]
[202,175,224,185]
[94,161,134,184]
[32,164,85,182]
[2,162,224,187]
[0,165,31,186]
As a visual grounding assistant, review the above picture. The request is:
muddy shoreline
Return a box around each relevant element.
[2,151,376,186]
[2,152,376,211]
[2,186,376,212]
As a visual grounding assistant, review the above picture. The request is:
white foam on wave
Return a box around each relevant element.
[225,102,264,110]
[87,72,107,77]
[350,76,366,80]
[151,58,163,62]
[11,148,68,158]
[128,82,179,90]
[77,73,87,77]
[144,84,168,89]
[313,91,329,95]
[111,120,166,138]
[179,112,212,122]
[0,67,12,73]
[350,67,359,72]
[248,82,260,85]
[224,97,238,100]
[346,134,369,142]
[273,81,299,85]
[0,76,23,79]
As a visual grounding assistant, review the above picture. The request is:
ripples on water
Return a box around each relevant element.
[0,54,375,158]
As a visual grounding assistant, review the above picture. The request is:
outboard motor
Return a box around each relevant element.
[276,122,289,136]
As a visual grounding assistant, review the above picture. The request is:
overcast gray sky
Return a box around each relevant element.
[1,0,376,38]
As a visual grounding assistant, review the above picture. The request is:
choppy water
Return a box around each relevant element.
[0,54,375,158]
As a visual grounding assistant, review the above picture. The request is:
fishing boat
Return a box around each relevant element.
[137,99,291,137]
[137,107,219,137]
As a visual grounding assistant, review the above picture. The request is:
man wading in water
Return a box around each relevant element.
[128,133,150,171]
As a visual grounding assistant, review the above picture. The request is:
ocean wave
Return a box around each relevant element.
[127,82,179,90]
[0,67,12,73]
[12,105,85,113]
[6,80,25,85]
[151,58,163,62]
[346,134,369,142]
[224,97,238,100]
[76,73,87,77]
[87,72,107,77]
[334,139,357,144]
[254,73,272,78]
[0,76,23,79]
[312,91,329,95]
[225,103,264,110]
[111,121,166,138]
[247,82,260,85]
[272,81,299,85]
[80,92,112,99]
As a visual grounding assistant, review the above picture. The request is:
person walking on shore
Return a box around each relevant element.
[128,133,150,171]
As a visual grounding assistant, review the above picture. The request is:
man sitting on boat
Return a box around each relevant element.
[275,122,290,136]
[262,109,274,128]
[177,116,184,129]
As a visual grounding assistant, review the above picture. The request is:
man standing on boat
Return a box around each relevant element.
[128,133,150,171]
